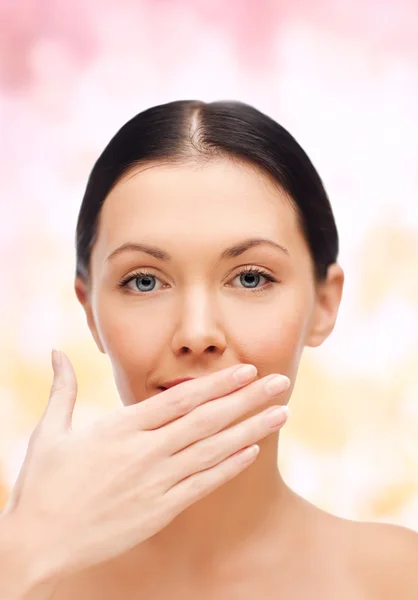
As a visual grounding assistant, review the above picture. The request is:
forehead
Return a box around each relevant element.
[96,159,302,247]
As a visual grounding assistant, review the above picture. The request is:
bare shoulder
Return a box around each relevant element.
[347,519,418,599]
[293,495,418,598]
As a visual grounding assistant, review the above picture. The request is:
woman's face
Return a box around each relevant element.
[76,158,343,407]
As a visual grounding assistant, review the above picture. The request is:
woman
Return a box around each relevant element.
[1,100,417,599]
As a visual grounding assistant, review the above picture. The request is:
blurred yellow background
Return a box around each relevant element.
[1,0,417,530]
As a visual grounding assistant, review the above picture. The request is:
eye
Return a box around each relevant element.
[118,266,279,295]
[118,271,164,293]
[229,266,278,293]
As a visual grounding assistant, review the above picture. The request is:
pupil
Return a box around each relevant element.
[241,273,259,288]
[136,275,155,291]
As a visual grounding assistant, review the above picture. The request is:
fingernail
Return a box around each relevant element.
[264,374,290,395]
[52,348,61,373]
[233,364,257,383]
[265,405,290,428]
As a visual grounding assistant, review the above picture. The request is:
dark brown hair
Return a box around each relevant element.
[76,100,339,283]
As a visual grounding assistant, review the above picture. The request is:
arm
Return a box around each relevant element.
[0,510,61,600]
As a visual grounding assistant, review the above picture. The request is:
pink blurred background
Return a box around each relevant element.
[1,0,417,529]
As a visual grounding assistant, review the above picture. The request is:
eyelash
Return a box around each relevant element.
[117,266,279,295]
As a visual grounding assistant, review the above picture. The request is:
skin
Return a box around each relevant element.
[68,156,417,599]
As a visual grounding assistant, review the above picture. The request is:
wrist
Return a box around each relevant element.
[0,508,61,597]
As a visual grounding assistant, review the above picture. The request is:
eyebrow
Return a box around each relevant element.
[107,237,290,262]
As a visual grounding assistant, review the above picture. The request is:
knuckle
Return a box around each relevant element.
[203,432,220,453]
[186,474,206,497]
[50,381,67,396]
[167,387,195,412]
[198,439,220,467]
[194,411,218,436]
[175,394,196,415]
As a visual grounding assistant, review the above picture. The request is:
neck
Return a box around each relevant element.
[142,433,299,575]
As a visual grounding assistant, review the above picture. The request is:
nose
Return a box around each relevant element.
[170,288,227,358]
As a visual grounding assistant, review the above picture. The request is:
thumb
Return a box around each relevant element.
[42,349,78,432]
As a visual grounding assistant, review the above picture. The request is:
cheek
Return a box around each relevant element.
[240,314,304,373]
[233,290,311,379]
[94,298,169,405]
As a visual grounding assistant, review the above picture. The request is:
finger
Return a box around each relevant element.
[158,373,289,455]
[124,363,258,431]
[41,349,78,433]
[163,442,262,515]
[165,404,289,488]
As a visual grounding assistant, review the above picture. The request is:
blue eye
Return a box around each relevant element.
[238,271,264,288]
[118,266,278,295]
[118,271,163,293]
[132,273,157,292]
[231,267,278,293]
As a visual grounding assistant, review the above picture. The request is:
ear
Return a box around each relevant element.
[305,263,345,348]
[74,276,106,354]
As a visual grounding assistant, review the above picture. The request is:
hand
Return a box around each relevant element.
[3,351,290,584]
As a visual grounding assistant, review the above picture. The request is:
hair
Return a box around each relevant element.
[76,100,339,284]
